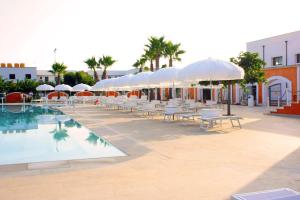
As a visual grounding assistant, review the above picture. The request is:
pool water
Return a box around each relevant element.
[0,105,125,165]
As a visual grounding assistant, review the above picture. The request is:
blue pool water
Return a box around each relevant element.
[0,105,125,165]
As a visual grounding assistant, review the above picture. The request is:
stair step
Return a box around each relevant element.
[271,102,300,115]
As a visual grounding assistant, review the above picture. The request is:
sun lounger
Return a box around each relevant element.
[232,188,300,200]
[177,112,199,120]
[198,109,242,130]
[200,115,242,129]
[163,106,181,120]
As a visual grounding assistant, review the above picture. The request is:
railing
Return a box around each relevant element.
[270,89,300,108]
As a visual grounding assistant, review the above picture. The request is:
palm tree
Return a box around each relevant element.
[164,41,185,67]
[145,36,166,71]
[99,55,116,80]
[49,62,67,85]
[144,49,156,72]
[84,57,100,82]
[145,36,166,100]
[133,56,147,72]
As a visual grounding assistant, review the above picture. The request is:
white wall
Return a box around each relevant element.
[247,31,300,67]
[0,67,37,81]
[36,75,56,83]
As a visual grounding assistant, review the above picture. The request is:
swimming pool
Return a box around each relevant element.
[0,105,125,165]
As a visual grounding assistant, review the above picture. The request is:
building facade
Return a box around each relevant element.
[0,63,37,81]
[232,31,300,106]
[36,70,56,83]
[88,68,139,80]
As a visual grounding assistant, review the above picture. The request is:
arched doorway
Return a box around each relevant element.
[264,76,292,106]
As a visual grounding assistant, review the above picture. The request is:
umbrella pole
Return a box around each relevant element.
[194,88,197,102]
[172,81,175,99]
[227,80,231,116]
[210,80,213,101]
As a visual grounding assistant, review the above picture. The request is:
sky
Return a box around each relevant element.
[0,0,300,71]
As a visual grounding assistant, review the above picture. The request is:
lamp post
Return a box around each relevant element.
[54,48,57,62]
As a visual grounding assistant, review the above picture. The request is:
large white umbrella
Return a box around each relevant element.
[93,78,116,91]
[36,84,54,91]
[150,67,183,99]
[129,71,153,89]
[54,84,73,91]
[92,80,105,91]
[36,84,54,97]
[72,83,92,92]
[178,58,245,115]
[104,78,117,91]
[178,58,244,83]
[113,74,134,91]
[150,67,182,87]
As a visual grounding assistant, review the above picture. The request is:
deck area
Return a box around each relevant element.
[0,105,300,200]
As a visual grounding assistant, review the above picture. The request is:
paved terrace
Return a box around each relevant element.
[0,105,300,200]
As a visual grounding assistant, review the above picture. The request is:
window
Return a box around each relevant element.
[9,74,15,79]
[45,77,49,82]
[39,77,43,80]
[25,74,31,79]
[296,54,300,64]
[272,56,283,66]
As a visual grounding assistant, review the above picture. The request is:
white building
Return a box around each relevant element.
[233,31,300,106]
[36,70,56,83]
[247,31,300,67]
[88,68,139,80]
[0,63,37,81]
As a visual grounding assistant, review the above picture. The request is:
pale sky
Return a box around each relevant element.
[0,0,299,71]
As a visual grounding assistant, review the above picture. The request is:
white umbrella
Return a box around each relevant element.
[113,74,134,91]
[104,78,117,91]
[150,67,183,99]
[72,83,92,92]
[92,80,105,91]
[150,67,182,87]
[36,84,54,91]
[93,78,116,91]
[177,58,245,115]
[178,58,244,83]
[54,84,73,91]
[129,71,153,89]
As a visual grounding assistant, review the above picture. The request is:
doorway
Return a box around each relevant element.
[269,83,281,106]
[203,89,211,102]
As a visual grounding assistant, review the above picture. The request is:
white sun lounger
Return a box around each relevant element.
[198,109,242,130]
[200,115,242,130]
[232,188,300,200]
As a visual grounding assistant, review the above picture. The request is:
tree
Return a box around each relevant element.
[230,52,266,87]
[76,71,95,85]
[143,49,155,72]
[164,41,185,67]
[16,79,39,93]
[99,55,116,80]
[145,36,166,70]
[63,71,95,86]
[133,56,147,72]
[84,57,100,82]
[49,62,67,85]
[0,77,7,92]
[63,72,77,86]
